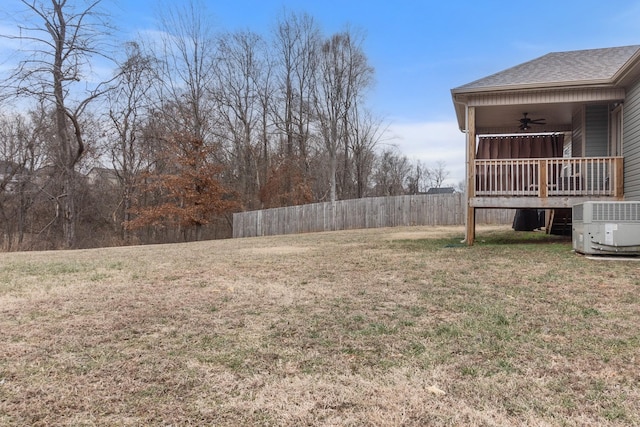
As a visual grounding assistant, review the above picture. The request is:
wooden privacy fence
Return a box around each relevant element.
[233,194,514,238]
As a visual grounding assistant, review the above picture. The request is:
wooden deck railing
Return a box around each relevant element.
[475,157,623,197]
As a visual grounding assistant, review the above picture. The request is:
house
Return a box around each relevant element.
[0,160,22,193]
[425,187,456,195]
[86,167,120,187]
[451,45,640,244]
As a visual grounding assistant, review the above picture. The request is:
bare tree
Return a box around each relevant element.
[2,0,114,248]
[0,112,41,249]
[264,12,321,206]
[426,160,450,189]
[272,12,320,163]
[406,160,427,195]
[255,43,276,204]
[107,41,156,242]
[347,107,386,198]
[212,30,267,208]
[154,0,217,142]
[315,30,373,202]
[406,160,452,194]
[372,147,411,196]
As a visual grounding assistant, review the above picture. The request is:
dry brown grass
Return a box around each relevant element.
[1,225,639,426]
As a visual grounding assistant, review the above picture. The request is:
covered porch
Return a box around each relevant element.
[456,102,625,245]
[450,45,640,245]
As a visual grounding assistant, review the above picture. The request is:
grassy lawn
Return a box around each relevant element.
[1,225,639,426]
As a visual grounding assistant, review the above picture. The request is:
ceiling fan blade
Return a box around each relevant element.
[518,113,546,129]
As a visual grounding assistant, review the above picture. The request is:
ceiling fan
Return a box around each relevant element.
[519,112,546,130]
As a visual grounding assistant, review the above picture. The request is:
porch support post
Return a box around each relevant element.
[614,157,624,199]
[465,106,476,245]
[538,159,548,198]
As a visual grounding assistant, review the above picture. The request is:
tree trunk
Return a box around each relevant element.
[329,152,337,203]
[122,187,132,243]
[195,223,203,241]
[62,171,76,248]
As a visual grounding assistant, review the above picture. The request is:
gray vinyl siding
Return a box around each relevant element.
[584,105,609,156]
[623,78,640,200]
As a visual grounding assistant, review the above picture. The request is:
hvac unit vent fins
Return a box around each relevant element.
[573,204,584,222]
[592,202,640,222]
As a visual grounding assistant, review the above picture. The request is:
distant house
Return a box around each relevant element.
[451,45,640,244]
[0,160,22,193]
[425,187,456,195]
[86,167,120,187]
[0,160,18,177]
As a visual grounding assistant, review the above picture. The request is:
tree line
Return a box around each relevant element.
[0,0,449,250]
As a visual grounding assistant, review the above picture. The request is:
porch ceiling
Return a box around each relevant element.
[475,103,576,134]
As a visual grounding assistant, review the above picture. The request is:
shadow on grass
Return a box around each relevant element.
[476,229,572,246]
[393,228,572,252]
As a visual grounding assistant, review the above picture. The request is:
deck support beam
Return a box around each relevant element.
[470,196,620,209]
[465,106,476,245]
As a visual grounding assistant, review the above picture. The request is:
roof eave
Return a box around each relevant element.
[452,100,466,132]
[451,78,615,97]
[612,49,640,86]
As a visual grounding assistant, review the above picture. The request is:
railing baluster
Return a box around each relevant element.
[591,158,595,194]
[474,157,620,198]
[489,161,494,194]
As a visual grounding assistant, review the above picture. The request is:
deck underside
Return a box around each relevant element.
[471,196,621,209]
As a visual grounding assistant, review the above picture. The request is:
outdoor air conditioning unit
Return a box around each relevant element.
[572,201,640,255]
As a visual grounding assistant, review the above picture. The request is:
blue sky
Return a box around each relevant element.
[5,1,640,185]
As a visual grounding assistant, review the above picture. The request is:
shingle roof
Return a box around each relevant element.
[453,45,640,92]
